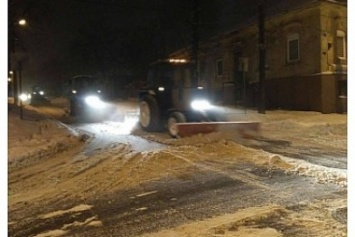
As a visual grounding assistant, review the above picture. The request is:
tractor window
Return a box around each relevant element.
[158,67,173,87]
[148,62,193,88]
[182,68,192,87]
[172,68,182,88]
[147,65,173,87]
[171,67,192,88]
[71,76,101,91]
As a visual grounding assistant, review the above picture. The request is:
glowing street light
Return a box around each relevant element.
[13,18,28,119]
[8,71,13,82]
[18,19,27,26]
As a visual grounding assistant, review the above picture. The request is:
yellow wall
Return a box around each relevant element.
[168,1,347,112]
[320,2,347,72]
[196,1,346,83]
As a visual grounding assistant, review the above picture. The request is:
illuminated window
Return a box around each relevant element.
[216,59,223,76]
[287,33,300,63]
[336,30,346,58]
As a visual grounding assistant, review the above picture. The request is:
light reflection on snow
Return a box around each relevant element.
[106,116,139,135]
[122,116,139,134]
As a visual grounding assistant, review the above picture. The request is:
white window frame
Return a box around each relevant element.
[336,30,346,59]
[287,33,300,63]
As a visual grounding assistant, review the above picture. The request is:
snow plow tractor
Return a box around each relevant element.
[138,59,260,138]
[65,75,106,116]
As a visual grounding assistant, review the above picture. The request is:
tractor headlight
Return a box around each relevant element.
[84,95,105,109]
[19,93,30,101]
[191,100,213,111]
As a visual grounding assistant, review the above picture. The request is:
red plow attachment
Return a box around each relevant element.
[173,121,261,139]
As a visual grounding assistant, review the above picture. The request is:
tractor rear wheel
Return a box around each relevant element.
[167,111,186,138]
[139,95,161,132]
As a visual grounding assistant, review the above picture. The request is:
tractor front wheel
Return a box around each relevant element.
[167,111,186,138]
[139,95,161,132]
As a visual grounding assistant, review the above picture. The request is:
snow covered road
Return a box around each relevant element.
[8,98,348,236]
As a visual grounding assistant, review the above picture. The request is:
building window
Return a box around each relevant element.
[216,59,223,76]
[336,30,346,59]
[287,33,300,63]
[338,80,347,97]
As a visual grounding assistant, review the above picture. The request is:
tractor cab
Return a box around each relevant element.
[143,59,207,111]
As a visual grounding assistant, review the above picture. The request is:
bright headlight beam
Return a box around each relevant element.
[19,93,29,101]
[84,95,106,109]
[191,100,212,111]
[121,116,139,134]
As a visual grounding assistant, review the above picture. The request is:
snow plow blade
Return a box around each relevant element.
[174,121,261,138]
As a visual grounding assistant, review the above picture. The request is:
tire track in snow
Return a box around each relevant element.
[161,150,272,190]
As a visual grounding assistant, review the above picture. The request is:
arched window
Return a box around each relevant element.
[336,30,346,59]
[287,33,300,63]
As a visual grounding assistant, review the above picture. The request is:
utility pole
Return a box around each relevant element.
[18,61,23,119]
[9,24,19,106]
[191,0,200,88]
[9,18,27,106]
[258,4,266,114]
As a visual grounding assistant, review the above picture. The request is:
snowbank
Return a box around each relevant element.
[8,104,82,167]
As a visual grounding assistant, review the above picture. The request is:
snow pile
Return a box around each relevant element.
[49,96,70,107]
[141,205,286,237]
[135,109,347,187]
[8,105,82,168]
[291,161,347,186]
[140,198,347,237]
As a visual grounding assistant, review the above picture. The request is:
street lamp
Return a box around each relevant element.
[9,18,28,119]
[8,71,13,83]
[18,19,27,26]
[8,71,13,97]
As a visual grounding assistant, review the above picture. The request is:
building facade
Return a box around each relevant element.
[170,0,347,113]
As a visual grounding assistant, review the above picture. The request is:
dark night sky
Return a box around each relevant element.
[8,0,286,94]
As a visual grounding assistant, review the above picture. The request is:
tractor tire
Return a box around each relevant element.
[167,111,186,138]
[139,95,161,132]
